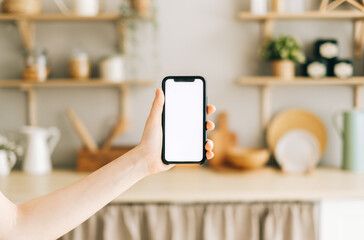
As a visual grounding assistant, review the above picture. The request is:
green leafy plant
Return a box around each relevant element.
[119,0,158,50]
[262,36,306,63]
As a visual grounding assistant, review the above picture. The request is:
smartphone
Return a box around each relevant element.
[162,76,207,164]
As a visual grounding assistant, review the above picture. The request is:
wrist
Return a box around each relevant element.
[132,144,152,177]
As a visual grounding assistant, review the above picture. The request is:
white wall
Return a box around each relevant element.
[0,0,361,168]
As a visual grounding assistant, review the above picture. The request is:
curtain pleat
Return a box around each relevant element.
[60,202,317,240]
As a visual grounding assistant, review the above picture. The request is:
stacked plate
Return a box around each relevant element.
[267,109,327,173]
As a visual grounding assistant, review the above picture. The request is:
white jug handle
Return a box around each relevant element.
[54,0,71,15]
[7,151,16,169]
[332,111,344,138]
[47,127,61,154]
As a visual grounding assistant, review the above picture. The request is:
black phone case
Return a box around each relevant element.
[162,76,207,165]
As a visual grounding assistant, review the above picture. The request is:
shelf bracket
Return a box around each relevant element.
[16,19,35,51]
[354,84,363,109]
[261,85,271,130]
[21,86,37,126]
[320,0,330,12]
[120,84,130,119]
[262,19,275,43]
[354,20,364,58]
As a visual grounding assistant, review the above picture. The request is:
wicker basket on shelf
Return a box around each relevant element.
[1,0,42,15]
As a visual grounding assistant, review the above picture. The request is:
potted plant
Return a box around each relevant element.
[262,36,305,80]
[128,0,151,17]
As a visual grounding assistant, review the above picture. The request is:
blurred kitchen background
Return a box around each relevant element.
[1,0,359,168]
[1,0,364,239]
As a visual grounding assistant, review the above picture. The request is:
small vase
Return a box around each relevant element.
[0,150,16,176]
[271,60,295,80]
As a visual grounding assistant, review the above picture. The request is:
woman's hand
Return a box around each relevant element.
[138,88,216,175]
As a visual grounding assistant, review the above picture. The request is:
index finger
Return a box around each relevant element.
[207,105,216,115]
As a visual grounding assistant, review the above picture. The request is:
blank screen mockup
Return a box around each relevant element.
[164,79,204,162]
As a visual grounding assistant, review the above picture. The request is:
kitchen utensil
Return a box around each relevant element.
[54,0,99,16]
[1,0,42,15]
[0,150,16,176]
[250,0,267,15]
[267,109,327,157]
[78,146,134,171]
[102,116,130,151]
[99,55,125,82]
[208,113,237,168]
[275,129,320,173]
[226,147,270,170]
[333,110,364,171]
[66,108,98,153]
[22,126,60,175]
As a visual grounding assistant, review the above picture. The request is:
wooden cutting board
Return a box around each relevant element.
[208,112,237,168]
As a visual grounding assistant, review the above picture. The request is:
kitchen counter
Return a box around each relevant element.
[1,167,364,203]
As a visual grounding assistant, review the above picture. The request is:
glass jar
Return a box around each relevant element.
[69,48,91,80]
[22,49,49,82]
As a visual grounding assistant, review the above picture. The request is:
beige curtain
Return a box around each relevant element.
[60,202,317,240]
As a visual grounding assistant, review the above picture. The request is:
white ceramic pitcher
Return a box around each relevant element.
[22,126,60,175]
[0,150,16,176]
[54,0,99,16]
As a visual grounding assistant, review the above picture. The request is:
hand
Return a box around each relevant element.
[138,88,216,175]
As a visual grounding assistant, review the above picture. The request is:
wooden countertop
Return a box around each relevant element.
[1,167,364,203]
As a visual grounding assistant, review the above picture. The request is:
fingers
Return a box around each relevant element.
[147,88,165,124]
[205,139,213,151]
[206,120,215,131]
[206,150,214,159]
[205,140,214,159]
[207,105,216,115]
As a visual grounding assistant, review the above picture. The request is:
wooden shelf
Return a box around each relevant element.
[0,13,154,22]
[237,11,364,21]
[0,14,121,21]
[0,79,154,88]
[237,77,364,86]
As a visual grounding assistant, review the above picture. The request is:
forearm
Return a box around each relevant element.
[8,146,149,240]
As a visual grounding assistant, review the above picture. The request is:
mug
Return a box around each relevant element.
[333,110,364,171]
[0,150,16,176]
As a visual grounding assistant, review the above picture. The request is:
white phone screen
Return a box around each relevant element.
[164,78,205,162]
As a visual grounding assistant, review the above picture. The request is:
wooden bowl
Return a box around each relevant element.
[226,147,270,170]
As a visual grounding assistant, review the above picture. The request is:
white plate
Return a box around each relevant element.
[275,129,320,173]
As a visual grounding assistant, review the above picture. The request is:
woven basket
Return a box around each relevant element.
[1,0,42,15]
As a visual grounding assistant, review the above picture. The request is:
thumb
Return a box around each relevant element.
[147,88,164,124]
